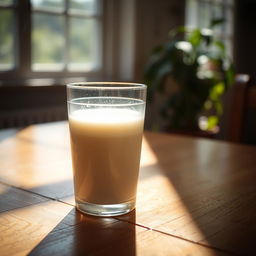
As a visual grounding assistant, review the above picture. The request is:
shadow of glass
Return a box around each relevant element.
[28,208,136,256]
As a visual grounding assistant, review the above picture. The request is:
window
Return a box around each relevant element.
[0,0,103,83]
[31,0,101,72]
[185,0,234,57]
[0,0,16,71]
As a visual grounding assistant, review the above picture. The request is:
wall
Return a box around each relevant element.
[0,85,67,128]
[133,0,185,82]
[111,0,185,82]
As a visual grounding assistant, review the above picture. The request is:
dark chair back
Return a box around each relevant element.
[227,74,256,145]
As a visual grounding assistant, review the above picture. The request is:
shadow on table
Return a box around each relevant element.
[28,208,137,256]
[0,179,74,208]
[28,179,74,200]
[0,180,135,255]
[143,133,256,256]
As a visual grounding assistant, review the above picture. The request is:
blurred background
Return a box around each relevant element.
[0,0,255,144]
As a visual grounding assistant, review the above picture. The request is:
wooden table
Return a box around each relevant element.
[0,121,256,256]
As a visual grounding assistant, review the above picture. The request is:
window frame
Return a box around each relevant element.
[0,0,110,85]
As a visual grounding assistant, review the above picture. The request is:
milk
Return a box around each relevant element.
[69,108,144,205]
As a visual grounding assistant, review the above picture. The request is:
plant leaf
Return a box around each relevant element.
[207,115,219,129]
[188,29,201,46]
[144,42,175,86]
[214,41,225,52]
[226,63,235,88]
[152,45,164,54]
[210,19,225,28]
[168,26,187,39]
[153,62,172,92]
[209,82,225,101]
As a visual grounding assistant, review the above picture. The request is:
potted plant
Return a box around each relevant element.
[144,20,235,133]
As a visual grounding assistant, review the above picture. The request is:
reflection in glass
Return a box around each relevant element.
[32,13,65,71]
[0,9,15,71]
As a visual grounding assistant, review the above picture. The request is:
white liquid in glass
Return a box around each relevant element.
[69,108,144,205]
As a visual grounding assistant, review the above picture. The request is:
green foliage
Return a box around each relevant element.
[144,21,234,131]
[0,9,14,67]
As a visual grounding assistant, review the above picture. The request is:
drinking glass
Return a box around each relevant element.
[67,82,147,216]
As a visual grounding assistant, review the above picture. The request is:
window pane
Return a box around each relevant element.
[227,0,234,5]
[31,0,64,12]
[212,4,223,20]
[0,9,15,71]
[224,37,233,58]
[0,0,14,6]
[198,2,211,28]
[212,4,224,35]
[225,4,233,36]
[32,13,65,71]
[69,0,98,14]
[185,0,198,28]
[68,17,100,71]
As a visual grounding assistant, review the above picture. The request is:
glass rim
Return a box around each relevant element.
[67,96,145,107]
[67,82,147,90]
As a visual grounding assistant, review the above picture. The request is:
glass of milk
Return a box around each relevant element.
[67,82,147,216]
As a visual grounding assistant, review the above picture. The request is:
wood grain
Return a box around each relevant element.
[133,133,256,255]
[0,199,74,255]
[1,122,256,255]
[29,221,228,256]
[0,123,73,199]
[0,183,47,213]
[0,199,225,256]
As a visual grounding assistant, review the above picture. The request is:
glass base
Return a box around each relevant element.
[76,199,135,217]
